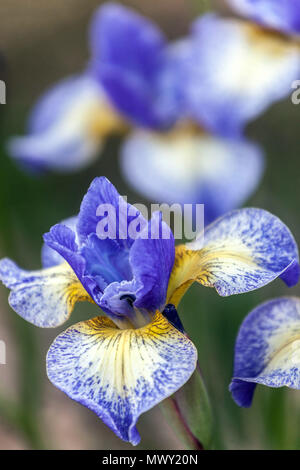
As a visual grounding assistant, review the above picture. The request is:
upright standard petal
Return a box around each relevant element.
[98,212,175,324]
[47,311,197,445]
[129,212,175,311]
[42,216,78,268]
[77,176,147,248]
[227,0,300,36]
[7,75,123,172]
[167,209,299,306]
[230,297,300,407]
[121,130,264,224]
[89,3,178,128]
[183,14,300,136]
[0,258,91,327]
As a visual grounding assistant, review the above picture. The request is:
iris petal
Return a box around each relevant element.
[167,208,299,306]
[130,212,175,311]
[47,310,197,445]
[77,176,146,249]
[227,0,300,36]
[230,297,300,407]
[7,75,122,172]
[89,3,179,128]
[41,216,78,268]
[121,130,264,224]
[0,259,91,327]
[183,14,300,136]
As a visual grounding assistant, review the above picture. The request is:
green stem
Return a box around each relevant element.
[160,366,213,450]
[160,396,204,450]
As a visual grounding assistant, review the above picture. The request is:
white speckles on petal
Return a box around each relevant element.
[0,258,91,327]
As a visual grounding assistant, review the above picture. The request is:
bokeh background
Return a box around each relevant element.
[0,0,299,450]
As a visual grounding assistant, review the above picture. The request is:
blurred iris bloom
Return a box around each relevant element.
[7,72,127,172]
[7,26,127,172]
[182,1,300,137]
[0,177,299,444]
[7,2,181,173]
[230,296,300,408]
[8,3,265,225]
[90,4,266,224]
[121,127,264,225]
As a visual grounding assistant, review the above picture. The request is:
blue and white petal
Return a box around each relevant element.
[230,297,300,407]
[129,211,175,311]
[167,209,299,306]
[0,258,91,327]
[183,14,300,136]
[47,311,197,445]
[42,216,78,268]
[227,0,300,36]
[89,3,178,129]
[97,212,175,324]
[121,130,264,224]
[7,75,121,172]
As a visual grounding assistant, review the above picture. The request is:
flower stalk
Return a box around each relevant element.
[160,365,213,450]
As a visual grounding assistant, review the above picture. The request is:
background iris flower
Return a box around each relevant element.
[119,0,300,222]
[7,2,180,173]
[0,177,299,445]
[182,1,300,137]
[6,2,266,225]
[92,3,266,224]
[7,25,125,172]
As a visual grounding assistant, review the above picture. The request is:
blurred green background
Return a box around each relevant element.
[0,0,299,450]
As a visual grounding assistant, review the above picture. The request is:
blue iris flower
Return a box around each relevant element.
[11,3,300,228]
[89,3,267,225]
[181,2,300,137]
[0,177,299,444]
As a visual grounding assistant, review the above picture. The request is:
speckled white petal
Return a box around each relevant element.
[185,14,300,136]
[121,130,264,223]
[0,258,91,327]
[230,297,300,407]
[7,75,121,172]
[47,311,197,445]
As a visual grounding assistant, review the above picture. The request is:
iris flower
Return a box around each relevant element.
[7,19,127,172]
[7,3,179,172]
[7,3,265,224]
[91,4,265,224]
[230,296,300,408]
[0,177,299,445]
[182,1,300,137]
